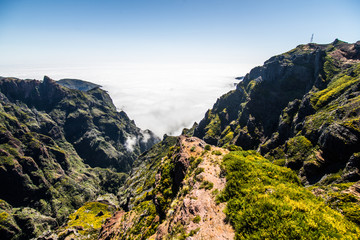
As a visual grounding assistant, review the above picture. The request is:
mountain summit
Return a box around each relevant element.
[0,76,159,238]
[194,39,360,185]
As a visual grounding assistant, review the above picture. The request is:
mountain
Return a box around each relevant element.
[194,39,360,185]
[96,136,359,239]
[94,40,360,239]
[0,76,159,239]
[57,78,101,91]
[1,39,360,239]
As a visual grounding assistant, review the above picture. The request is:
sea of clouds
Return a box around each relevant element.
[0,62,252,137]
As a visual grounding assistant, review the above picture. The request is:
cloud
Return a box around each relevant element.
[140,130,151,144]
[0,62,252,137]
[125,135,137,152]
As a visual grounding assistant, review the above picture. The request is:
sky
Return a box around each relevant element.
[0,0,359,136]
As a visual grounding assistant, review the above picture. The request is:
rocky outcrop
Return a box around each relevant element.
[99,136,234,240]
[0,76,160,172]
[0,76,159,239]
[194,40,360,185]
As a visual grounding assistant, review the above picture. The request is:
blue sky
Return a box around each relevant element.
[1,0,359,66]
[0,0,359,136]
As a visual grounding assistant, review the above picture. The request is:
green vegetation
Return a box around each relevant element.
[227,144,242,151]
[218,150,360,239]
[285,135,314,167]
[63,201,115,237]
[204,111,221,138]
[311,73,360,110]
[311,182,360,225]
[114,139,178,239]
[192,215,201,223]
[194,167,204,176]
[204,145,211,151]
[199,180,214,190]
[190,157,203,171]
[323,54,340,81]
[211,150,222,156]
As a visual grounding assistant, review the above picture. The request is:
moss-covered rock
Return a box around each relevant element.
[194,40,360,185]
[0,76,160,239]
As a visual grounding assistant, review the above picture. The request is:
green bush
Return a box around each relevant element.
[227,144,242,151]
[217,150,360,239]
[199,180,213,190]
[204,145,211,151]
[194,167,204,176]
[211,150,222,156]
[192,215,201,223]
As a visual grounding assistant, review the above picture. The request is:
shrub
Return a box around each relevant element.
[192,215,201,223]
[211,150,222,156]
[200,180,213,190]
[194,168,204,176]
[217,150,360,239]
[204,145,211,151]
[227,144,242,151]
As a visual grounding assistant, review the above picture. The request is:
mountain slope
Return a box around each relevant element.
[0,76,159,239]
[194,39,360,185]
[98,136,360,239]
[0,76,159,172]
[98,136,234,240]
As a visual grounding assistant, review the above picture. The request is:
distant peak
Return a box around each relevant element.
[332,38,347,45]
[43,75,52,82]
[43,75,56,85]
[57,78,101,91]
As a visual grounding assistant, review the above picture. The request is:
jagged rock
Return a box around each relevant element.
[0,76,159,239]
[194,40,360,185]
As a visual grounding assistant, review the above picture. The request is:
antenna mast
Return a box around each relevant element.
[310,33,314,43]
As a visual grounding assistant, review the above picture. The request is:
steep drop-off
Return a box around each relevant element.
[98,136,360,239]
[0,76,159,239]
[194,39,360,185]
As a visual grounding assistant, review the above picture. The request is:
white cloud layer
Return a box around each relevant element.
[0,62,253,137]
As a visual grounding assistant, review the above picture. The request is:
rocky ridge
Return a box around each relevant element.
[97,136,360,239]
[98,136,234,240]
[0,76,159,239]
[194,39,360,185]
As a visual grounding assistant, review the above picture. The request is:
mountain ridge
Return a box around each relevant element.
[1,39,360,239]
[193,39,360,185]
[0,76,159,239]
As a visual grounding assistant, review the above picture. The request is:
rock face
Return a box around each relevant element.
[194,40,360,185]
[0,76,159,239]
[98,136,360,239]
[98,136,235,240]
[0,76,159,172]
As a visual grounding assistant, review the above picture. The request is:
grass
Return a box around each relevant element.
[66,201,115,233]
[217,150,360,239]
[311,63,360,110]
[199,180,214,190]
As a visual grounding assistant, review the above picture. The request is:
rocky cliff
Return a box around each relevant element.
[0,76,159,239]
[194,39,360,185]
[97,136,360,239]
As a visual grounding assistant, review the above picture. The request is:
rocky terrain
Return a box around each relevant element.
[194,39,360,186]
[98,136,235,240]
[97,136,360,239]
[0,76,159,239]
[1,39,360,239]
